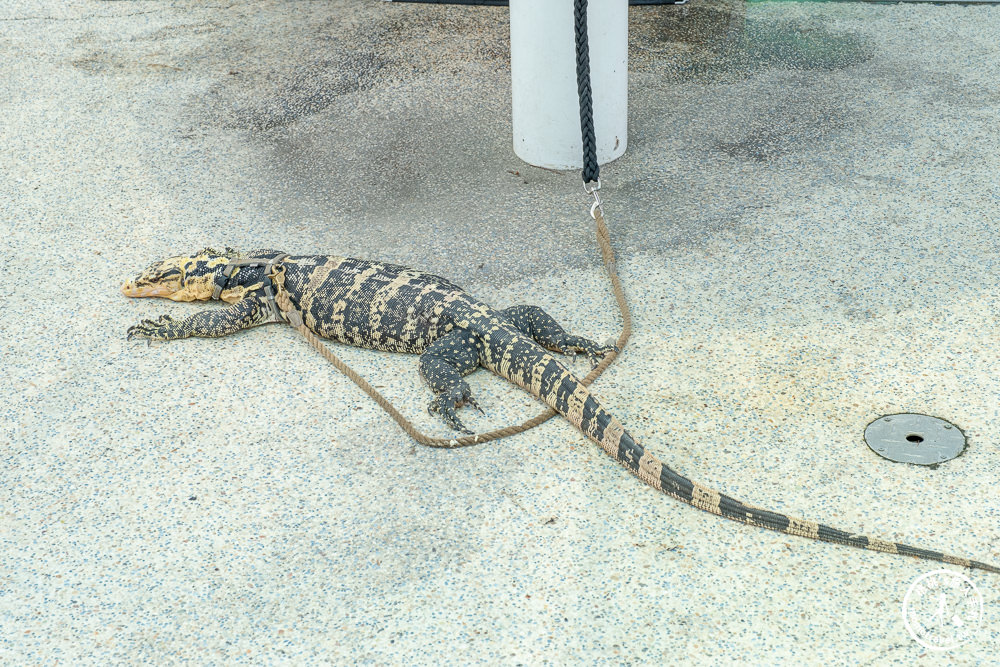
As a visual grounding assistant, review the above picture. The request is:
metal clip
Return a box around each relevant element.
[584,179,603,220]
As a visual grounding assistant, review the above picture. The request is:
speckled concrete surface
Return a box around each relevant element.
[2,0,1000,663]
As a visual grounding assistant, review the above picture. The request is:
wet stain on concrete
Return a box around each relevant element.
[223,49,390,132]
[715,130,790,162]
[631,3,873,82]
[59,1,898,287]
[71,22,221,74]
[208,2,879,285]
[207,9,509,132]
[617,2,880,258]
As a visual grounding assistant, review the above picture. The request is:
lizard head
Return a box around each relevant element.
[122,247,240,302]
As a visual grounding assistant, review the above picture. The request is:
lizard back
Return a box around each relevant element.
[278,255,471,353]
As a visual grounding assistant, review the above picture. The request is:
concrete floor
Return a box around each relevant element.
[2,0,999,663]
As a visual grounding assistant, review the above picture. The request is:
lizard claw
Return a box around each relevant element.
[464,394,486,416]
[428,398,473,434]
[591,344,620,368]
[127,314,180,342]
[428,384,482,434]
[553,335,617,367]
[586,345,618,368]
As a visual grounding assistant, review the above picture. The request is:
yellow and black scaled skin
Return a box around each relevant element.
[124,248,999,574]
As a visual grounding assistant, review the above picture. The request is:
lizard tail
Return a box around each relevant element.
[610,428,1000,574]
[480,326,1000,573]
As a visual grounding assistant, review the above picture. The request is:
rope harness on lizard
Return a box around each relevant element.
[211,252,289,322]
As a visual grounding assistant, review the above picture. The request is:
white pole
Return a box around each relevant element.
[509,0,628,170]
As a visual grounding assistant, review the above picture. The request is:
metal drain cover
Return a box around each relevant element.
[864,414,965,464]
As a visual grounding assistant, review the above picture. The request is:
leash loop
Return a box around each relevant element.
[271,0,630,448]
[274,218,631,448]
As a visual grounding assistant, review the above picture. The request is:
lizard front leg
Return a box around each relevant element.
[418,329,484,434]
[127,296,273,342]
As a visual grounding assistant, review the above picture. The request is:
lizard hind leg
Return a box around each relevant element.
[502,305,616,367]
[418,329,484,434]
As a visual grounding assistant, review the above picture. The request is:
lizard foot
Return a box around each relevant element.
[428,384,483,434]
[552,335,618,368]
[127,314,182,342]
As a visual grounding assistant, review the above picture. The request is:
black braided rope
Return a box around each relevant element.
[574,0,600,184]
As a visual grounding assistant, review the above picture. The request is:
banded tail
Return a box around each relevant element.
[475,317,999,574]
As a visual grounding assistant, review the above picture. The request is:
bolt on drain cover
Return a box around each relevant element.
[864,413,965,465]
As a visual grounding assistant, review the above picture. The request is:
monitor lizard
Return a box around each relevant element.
[122,247,998,573]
